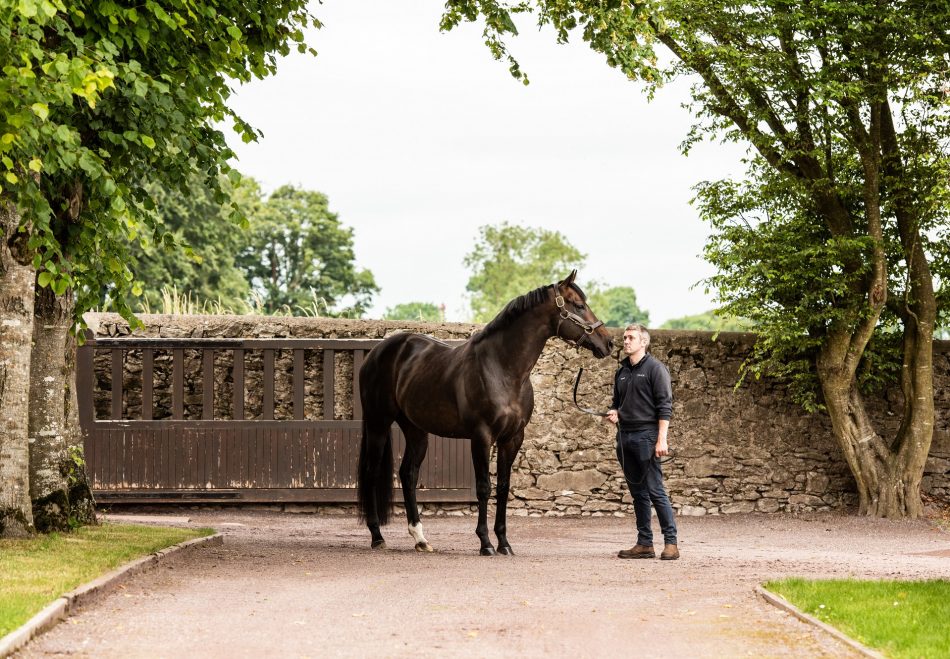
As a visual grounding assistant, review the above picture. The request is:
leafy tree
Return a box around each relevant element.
[443,1,950,518]
[464,222,585,322]
[587,286,649,328]
[235,186,379,316]
[383,302,444,322]
[659,311,750,332]
[132,174,257,313]
[0,0,317,536]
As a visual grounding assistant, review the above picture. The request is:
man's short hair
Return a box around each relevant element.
[624,323,650,349]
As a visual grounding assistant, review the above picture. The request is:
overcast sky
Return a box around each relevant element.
[226,1,749,325]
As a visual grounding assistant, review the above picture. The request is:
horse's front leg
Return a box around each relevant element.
[494,431,524,556]
[470,436,495,556]
[397,422,434,552]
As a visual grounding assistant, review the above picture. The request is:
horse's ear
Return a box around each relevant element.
[565,270,577,284]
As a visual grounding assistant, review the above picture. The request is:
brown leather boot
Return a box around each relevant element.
[618,544,655,559]
[660,543,679,560]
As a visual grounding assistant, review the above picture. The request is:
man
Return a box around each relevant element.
[606,323,679,560]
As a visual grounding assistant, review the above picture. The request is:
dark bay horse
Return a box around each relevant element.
[356,270,614,555]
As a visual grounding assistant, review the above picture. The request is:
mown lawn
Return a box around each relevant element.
[0,523,212,638]
[764,578,950,659]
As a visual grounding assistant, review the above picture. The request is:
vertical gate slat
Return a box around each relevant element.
[111,349,123,420]
[155,426,164,489]
[218,427,226,488]
[304,427,315,487]
[189,428,198,489]
[239,425,248,487]
[251,427,258,488]
[77,341,94,427]
[120,428,128,487]
[102,429,112,489]
[196,428,205,489]
[142,349,153,420]
[291,426,300,487]
[352,350,364,419]
[322,350,334,420]
[132,430,140,490]
[172,349,184,420]
[320,426,328,488]
[279,426,290,488]
[165,424,173,488]
[232,349,245,420]
[225,426,235,488]
[266,424,275,488]
[202,349,214,420]
[263,349,274,421]
[293,349,305,420]
[257,424,266,487]
[177,427,186,489]
[130,427,139,488]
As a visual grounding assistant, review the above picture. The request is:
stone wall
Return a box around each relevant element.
[87,314,950,516]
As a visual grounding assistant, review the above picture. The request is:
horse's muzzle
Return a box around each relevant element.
[588,334,613,359]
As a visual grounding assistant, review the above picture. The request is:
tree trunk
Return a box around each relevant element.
[818,324,935,519]
[0,201,36,537]
[29,285,96,530]
[65,329,98,526]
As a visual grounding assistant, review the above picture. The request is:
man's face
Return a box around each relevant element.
[622,330,643,355]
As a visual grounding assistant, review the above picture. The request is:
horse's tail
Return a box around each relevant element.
[356,418,394,526]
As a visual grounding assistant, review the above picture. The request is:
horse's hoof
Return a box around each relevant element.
[371,540,387,550]
[497,546,514,556]
[479,546,497,556]
[415,542,434,553]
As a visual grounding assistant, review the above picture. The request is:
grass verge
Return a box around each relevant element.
[764,578,950,658]
[0,523,213,638]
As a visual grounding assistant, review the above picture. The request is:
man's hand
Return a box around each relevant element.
[606,409,619,425]
[656,419,670,457]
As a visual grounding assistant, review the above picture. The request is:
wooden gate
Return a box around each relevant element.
[77,335,476,503]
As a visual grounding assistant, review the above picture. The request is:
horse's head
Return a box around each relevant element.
[552,270,614,359]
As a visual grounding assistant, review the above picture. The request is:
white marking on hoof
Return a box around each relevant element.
[408,522,432,552]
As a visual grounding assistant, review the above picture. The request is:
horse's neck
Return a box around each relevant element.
[476,311,552,385]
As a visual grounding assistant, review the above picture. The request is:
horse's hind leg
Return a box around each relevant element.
[471,435,496,556]
[360,419,392,549]
[397,420,434,552]
[494,430,525,556]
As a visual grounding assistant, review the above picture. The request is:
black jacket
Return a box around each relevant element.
[610,353,673,431]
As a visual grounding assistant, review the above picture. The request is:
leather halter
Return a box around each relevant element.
[554,283,603,345]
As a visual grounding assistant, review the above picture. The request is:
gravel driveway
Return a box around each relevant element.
[16,510,950,658]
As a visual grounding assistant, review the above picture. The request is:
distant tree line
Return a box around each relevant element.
[132,174,378,317]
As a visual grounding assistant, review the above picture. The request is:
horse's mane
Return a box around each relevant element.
[474,282,587,343]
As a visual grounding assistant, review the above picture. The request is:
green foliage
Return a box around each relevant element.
[131,174,256,313]
[660,310,750,332]
[464,222,585,322]
[442,0,950,413]
[764,578,950,659]
[0,0,319,325]
[587,286,649,328]
[383,302,444,322]
[62,445,85,489]
[128,176,377,318]
[235,186,379,317]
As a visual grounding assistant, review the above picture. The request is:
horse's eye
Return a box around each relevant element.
[575,303,585,311]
